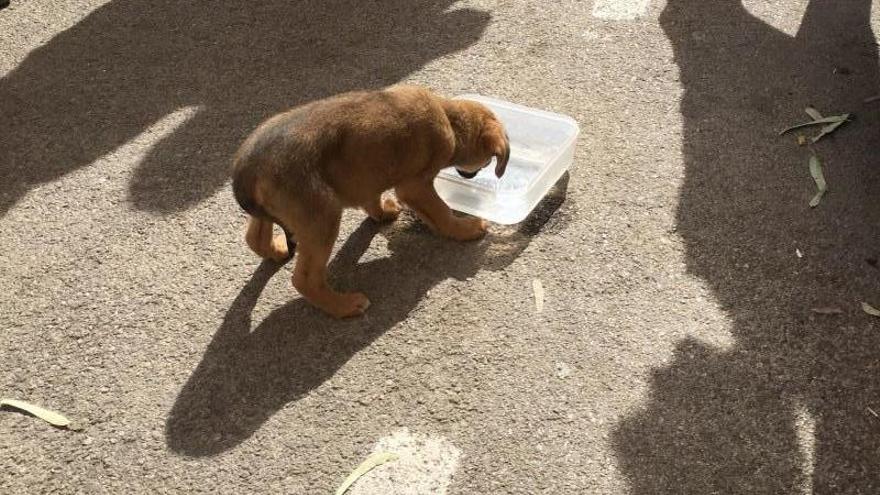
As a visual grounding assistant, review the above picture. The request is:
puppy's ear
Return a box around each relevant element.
[484,126,510,178]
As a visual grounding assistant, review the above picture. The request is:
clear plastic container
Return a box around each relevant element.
[434,94,580,225]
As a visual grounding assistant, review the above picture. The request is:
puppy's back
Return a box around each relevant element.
[231,98,344,219]
[231,87,452,219]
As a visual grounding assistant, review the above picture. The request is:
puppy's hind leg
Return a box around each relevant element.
[244,215,290,262]
[280,225,297,257]
[286,207,370,318]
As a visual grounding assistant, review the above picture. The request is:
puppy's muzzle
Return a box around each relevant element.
[456,156,495,179]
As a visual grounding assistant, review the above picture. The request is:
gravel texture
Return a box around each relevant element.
[2,0,879,493]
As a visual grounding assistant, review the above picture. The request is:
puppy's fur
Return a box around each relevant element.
[231,85,510,318]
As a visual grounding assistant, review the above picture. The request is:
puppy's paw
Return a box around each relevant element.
[267,235,290,262]
[328,292,371,319]
[449,217,488,241]
[377,197,401,222]
[366,197,402,223]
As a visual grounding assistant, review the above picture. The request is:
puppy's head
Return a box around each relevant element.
[445,100,510,179]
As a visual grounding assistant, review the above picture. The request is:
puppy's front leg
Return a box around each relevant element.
[395,180,487,241]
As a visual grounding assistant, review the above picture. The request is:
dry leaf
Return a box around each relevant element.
[335,452,399,495]
[864,95,880,103]
[862,302,880,317]
[811,118,849,143]
[811,307,843,315]
[805,107,823,120]
[797,135,807,146]
[808,154,827,208]
[0,399,71,427]
[533,279,545,313]
[779,114,849,135]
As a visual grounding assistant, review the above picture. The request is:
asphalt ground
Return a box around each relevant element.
[2,0,879,493]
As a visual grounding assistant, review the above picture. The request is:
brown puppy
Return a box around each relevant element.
[231,85,510,318]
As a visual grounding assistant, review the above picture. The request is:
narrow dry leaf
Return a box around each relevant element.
[861,302,880,317]
[868,406,879,418]
[811,307,843,315]
[533,279,545,313]
[0,399,71,427]
[864,95,880,103]
[808,154,827,208]
[805,106,823,120]
[779,114,849,135]
[811,118,849,143]
[335,452,399,495]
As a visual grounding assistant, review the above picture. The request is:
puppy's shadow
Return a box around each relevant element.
[166,176,569,456]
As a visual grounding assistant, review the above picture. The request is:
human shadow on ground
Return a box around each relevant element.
[0,0,488,217]
[165,176,569,456]
[614,0,880,493]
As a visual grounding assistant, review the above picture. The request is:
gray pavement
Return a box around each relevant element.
[2,0,879,493]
